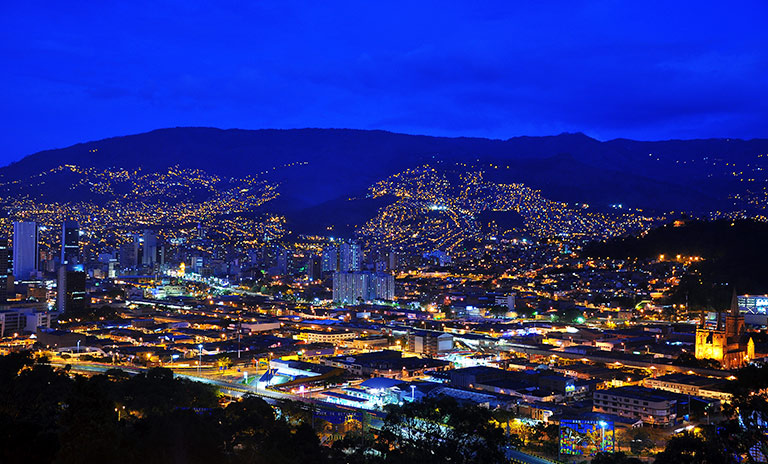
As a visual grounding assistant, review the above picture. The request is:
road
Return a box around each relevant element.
[53,361,293,401]
[507,448,562,464]
[53,360,385,426]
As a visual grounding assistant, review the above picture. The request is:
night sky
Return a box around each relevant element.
[2,1,766,164]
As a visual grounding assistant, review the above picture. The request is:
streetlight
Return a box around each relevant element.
[598,421,608,451]
[411,385,416,402]
[77,340,80,354]
[198,344,203,374]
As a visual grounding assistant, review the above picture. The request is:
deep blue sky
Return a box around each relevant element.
[2,1,767,165]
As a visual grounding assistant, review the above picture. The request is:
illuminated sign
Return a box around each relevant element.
[559,419,614,456]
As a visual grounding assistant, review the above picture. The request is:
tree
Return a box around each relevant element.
[628,428,654,455]
[525,422,559,457]
[0,354,329,464]
[217,356,233,369]
[654,429,735,464]
[672,352,721,370]
[114,367,219,415]
[222,395,325,464]
[377,397,509,464]
[55,376,122,464]
[0,353,71,463]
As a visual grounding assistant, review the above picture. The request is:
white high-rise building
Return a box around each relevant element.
[340,242,362,272]
[13,222,38,280]
[322,246,338,272]
[332,271,394,303]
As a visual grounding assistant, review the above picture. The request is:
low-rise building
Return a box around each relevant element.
[593,386,682,426]
[321,350,450,378]
[407,330,453,356]
[643,373,732,402]
[301,330,358,344]
[0,303,52,337]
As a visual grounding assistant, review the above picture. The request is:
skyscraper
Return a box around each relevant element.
[322,246,338,272]
[0,239,13,302]
[12,222,39,280]
[57,265,86,313]
[332,271,394,303]
[307,255,322,281]
[340,241,363,272]
[142,229,158,267]
[61,220,80,265]
[119,236,140,270]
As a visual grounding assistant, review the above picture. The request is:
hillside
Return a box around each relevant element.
[3,127,768,213]
[583,219,768,308]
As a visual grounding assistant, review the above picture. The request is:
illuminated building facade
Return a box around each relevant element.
[695,293,754,369]
[333,271,395,303]
[559,419,614,456]
[61,220,80,265]
[0,240,13,302]
[57,265,87,313]
[12,221,38,280]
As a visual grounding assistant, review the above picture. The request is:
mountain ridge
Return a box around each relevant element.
[3,127,768,214]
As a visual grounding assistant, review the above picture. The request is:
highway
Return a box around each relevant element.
[507,448,562,464]
[53,361,295,402]
[54,360,385,426]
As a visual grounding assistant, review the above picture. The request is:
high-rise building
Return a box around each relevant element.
[387,251,400,271]
[332,271,394,303]
[369,272,395,300]
[0,240,13,302]
[12,222,38,280]
[57,265,86,313]
[340,242,363,272]
[333,271,369,304]
[119,237,140,270]
[0,303,52,337]
[191,256,204,273]
[307,255,322,281]
[108,259,118,278]
[61,221,80,265]
[276,248,290,275]
[322,246,338,272]
[494,293,516,311]
[142,229,158,267]
[259,244,289,275]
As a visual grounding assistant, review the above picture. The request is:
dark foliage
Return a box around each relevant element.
[375,397,511,464]
[0,354,528,464]
[0,354,326,464]
[654,429,735,464]
[672,352,721,370]
[583,219,768,309]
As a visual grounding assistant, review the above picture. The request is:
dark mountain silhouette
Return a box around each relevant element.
[2,127,767,214]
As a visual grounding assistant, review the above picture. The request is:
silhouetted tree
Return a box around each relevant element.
[654,429,734,464]
[377,397,508,464]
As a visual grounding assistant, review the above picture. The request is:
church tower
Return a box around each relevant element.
[695,290,750,369]
[725,291,745,338]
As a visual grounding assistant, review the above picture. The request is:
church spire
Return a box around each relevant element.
[730,289,739,317]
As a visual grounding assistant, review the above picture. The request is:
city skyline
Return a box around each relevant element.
[2,2,768,463]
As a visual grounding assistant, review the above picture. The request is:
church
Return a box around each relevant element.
[695,293,754,369]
